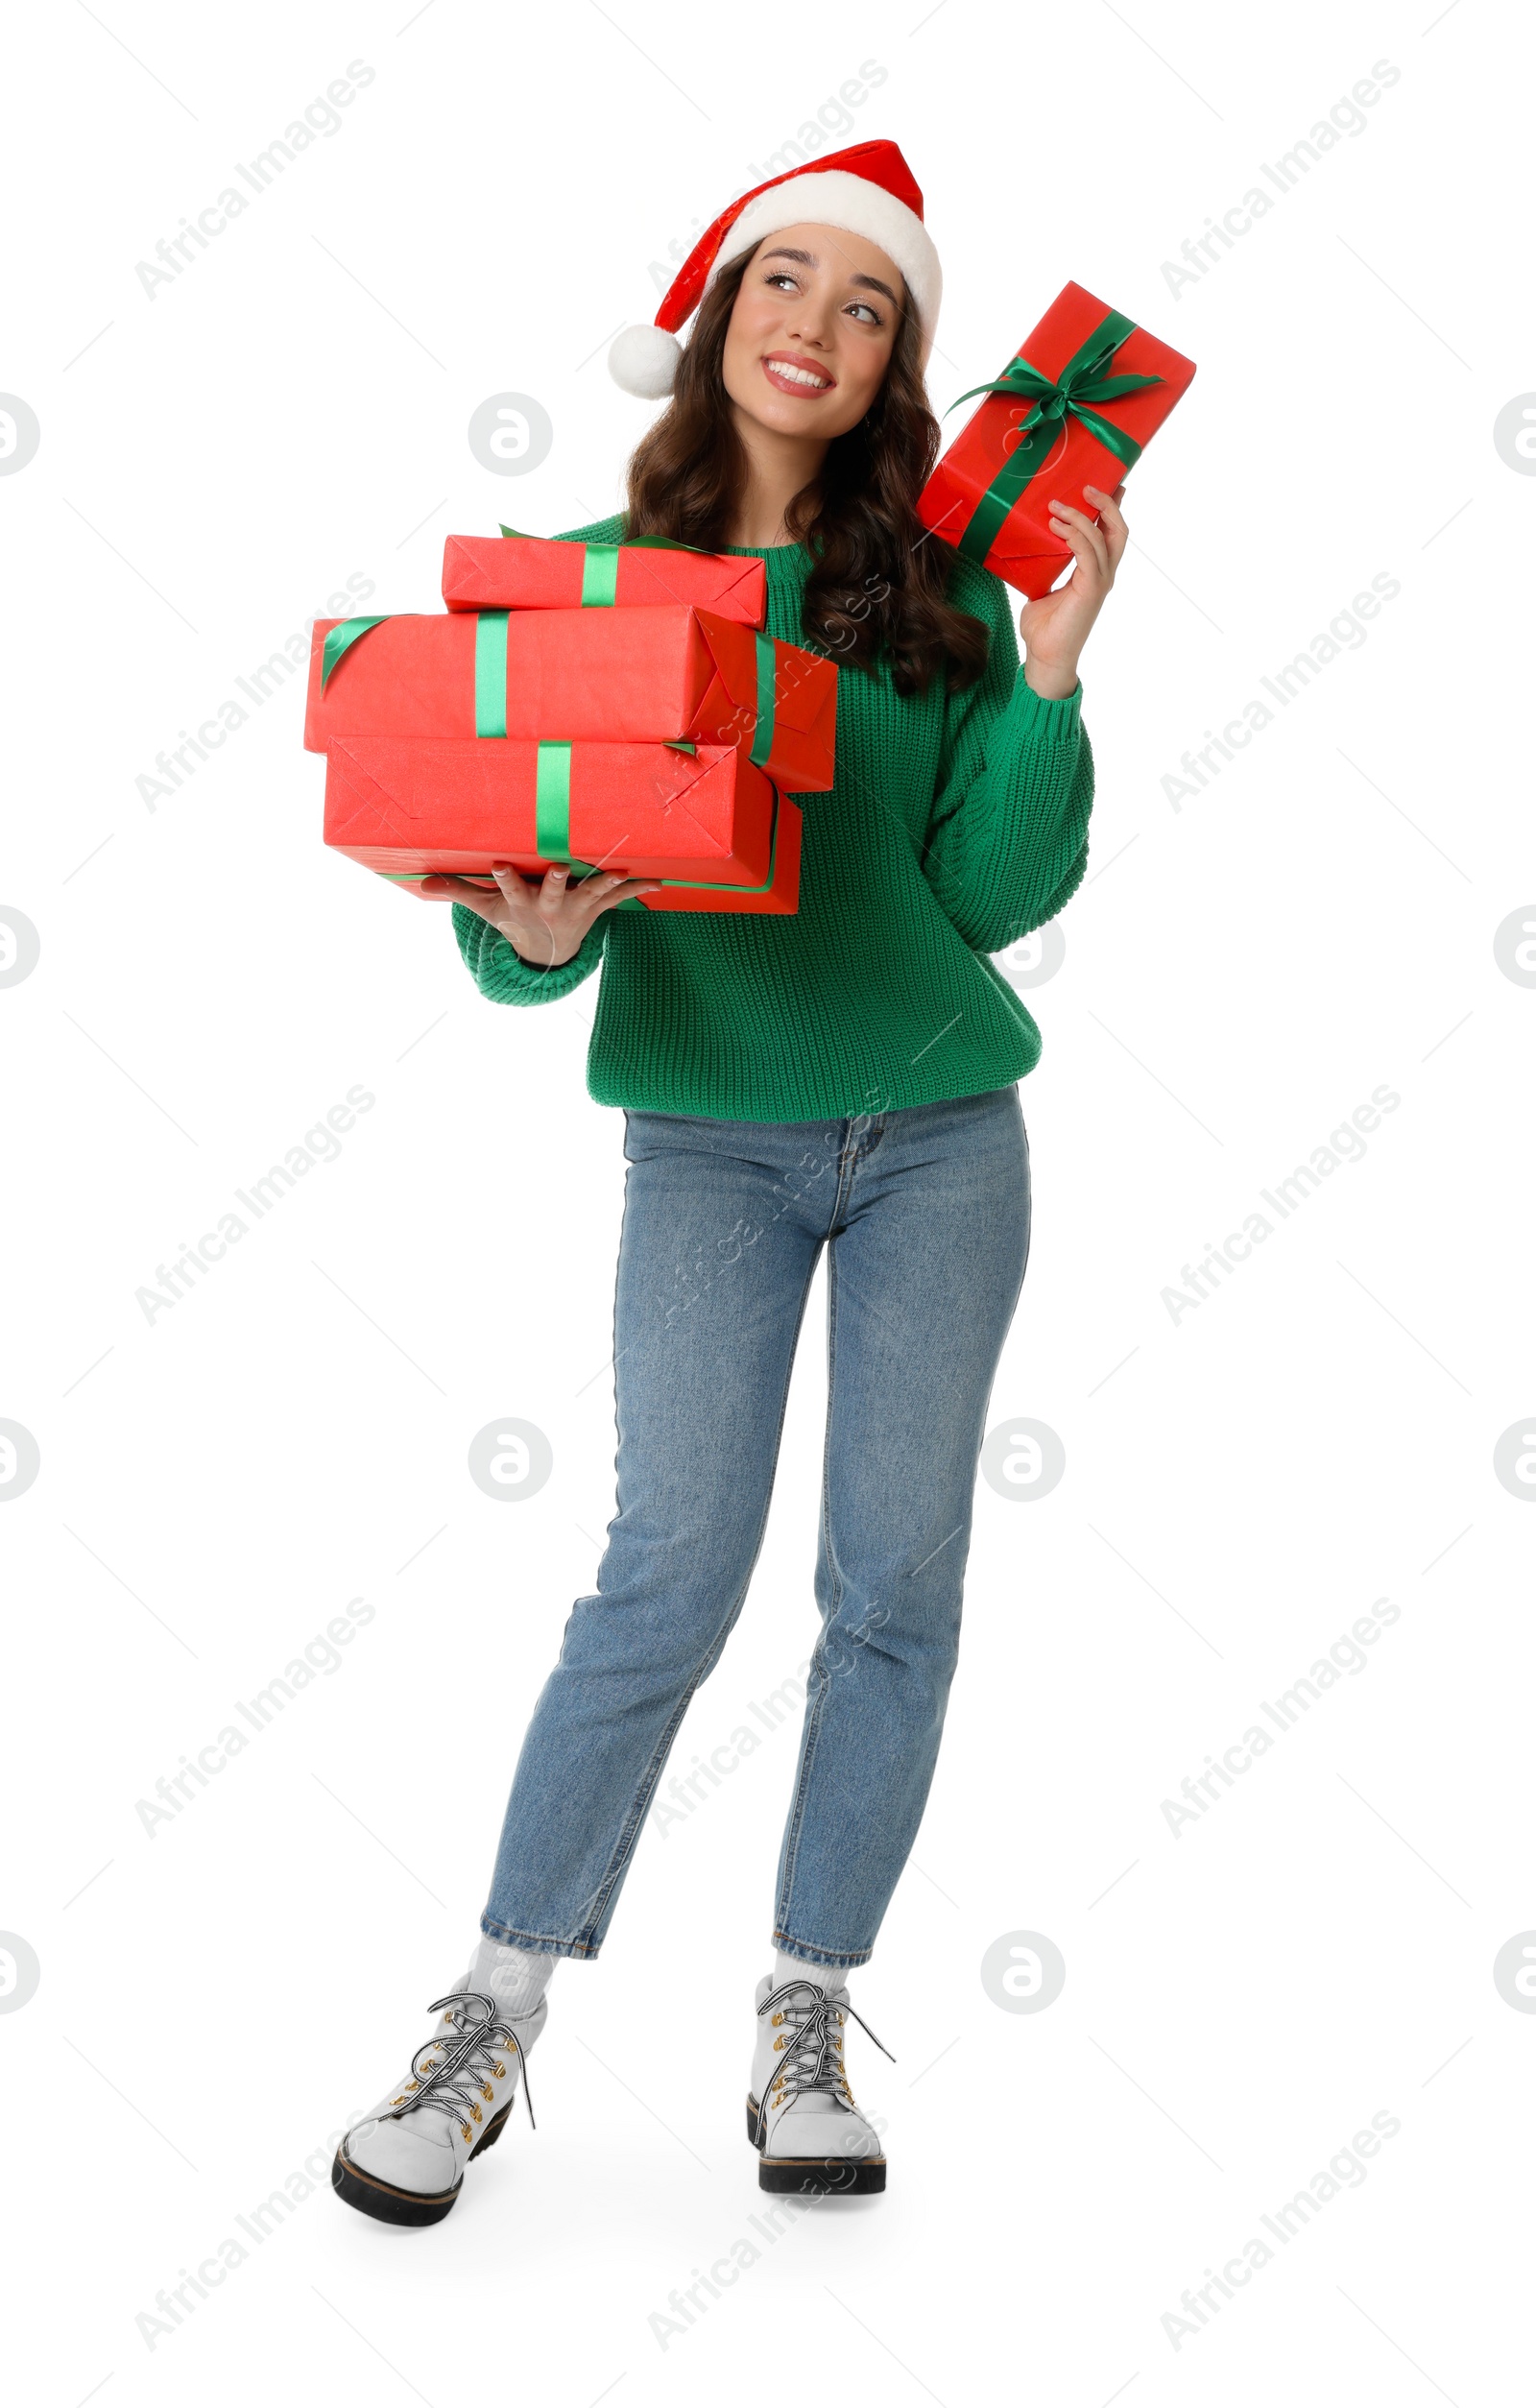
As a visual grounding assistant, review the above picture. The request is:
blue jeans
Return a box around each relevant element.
[482,1085,1032,1969]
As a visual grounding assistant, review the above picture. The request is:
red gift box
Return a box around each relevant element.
[918,281,1196,597]
[304,607,835,796]
[442,532,767,626]
[323,734,801,913]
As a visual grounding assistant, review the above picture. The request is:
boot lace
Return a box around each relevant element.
[386,1990,536,2141]
[754,1974,894,2144]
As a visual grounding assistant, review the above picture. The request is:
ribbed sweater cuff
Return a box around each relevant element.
[1012,667,1084,739]
[451,901,604,1005]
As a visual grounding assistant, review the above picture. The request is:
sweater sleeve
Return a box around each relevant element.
[450,900,608,1006]
[920,567,1094,952]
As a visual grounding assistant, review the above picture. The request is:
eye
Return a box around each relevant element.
[846,300,883,326]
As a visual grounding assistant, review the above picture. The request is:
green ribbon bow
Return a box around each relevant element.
[942,308,1164,566]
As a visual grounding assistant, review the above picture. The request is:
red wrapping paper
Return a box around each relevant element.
[441,533,767,626]
[324,734,782,890]
[303,608,835,796]
[918,281,1196,598]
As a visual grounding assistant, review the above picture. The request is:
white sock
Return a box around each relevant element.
[774,1948,849,1998]
[468,1936,559,2017]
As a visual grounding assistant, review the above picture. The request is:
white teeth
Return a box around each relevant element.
[769,361,829,389]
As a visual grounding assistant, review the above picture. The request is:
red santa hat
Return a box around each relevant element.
[608,137,942,398]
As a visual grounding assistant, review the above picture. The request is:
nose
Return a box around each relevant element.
[782,287,836,349]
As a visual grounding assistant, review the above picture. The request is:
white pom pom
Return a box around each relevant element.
[608,323,683,398]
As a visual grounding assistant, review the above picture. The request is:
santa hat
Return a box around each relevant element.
[609,137,942,398]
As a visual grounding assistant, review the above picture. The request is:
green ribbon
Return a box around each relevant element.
[580,546,620,607]
[748,630,776,769]
[942,309,1164,566]
[321,615,389,687]
[534,739,573,855]
[473,610,508,735]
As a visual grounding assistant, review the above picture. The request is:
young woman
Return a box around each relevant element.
[331,140,1126,2225]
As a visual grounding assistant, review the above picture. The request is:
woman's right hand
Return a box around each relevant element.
[417,862,662,967]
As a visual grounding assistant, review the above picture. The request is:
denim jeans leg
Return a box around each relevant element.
[773,1086,1031,1966]
[479,1110,831,1957]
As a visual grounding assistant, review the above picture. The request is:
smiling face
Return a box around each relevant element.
[720,220,904,444]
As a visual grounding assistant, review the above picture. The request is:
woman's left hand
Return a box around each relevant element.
[1019,481,1128,699]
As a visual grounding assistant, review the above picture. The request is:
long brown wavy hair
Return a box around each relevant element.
[622,242,991,698]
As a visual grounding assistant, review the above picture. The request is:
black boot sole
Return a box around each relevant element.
[746,2093,887,2195]
[331,2099,514,2226]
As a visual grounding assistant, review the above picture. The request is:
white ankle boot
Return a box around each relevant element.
[749,1965,892,2194]
[333,1982,546,2226]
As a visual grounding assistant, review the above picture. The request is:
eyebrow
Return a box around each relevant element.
[758,244,900,309]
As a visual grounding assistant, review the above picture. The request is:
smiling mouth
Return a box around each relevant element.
[761,355,835,396]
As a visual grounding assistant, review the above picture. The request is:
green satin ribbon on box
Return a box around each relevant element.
[473,608,509,735]
[747,629,776,769]
[942,308,1164,566]
[322,615,389,687]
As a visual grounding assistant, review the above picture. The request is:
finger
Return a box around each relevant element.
[576,871,664,911]
[1047,499,1111,581]
[417,873,508,911]
[1082,481,1130,568]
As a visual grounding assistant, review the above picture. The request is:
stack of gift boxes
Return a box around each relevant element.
[306,530,840,915]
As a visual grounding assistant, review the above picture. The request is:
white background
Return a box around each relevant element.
[2,1,1531,2401]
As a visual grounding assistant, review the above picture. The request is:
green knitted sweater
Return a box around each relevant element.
[450,514,1093,1121]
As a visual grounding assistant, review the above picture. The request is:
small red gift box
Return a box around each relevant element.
[441,531,767,627]
[304,607,835,797]
[918,281,1196,597]
[323,734,801,912]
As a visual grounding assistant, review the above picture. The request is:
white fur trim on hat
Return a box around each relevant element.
[706,169,942,363]
[608,322,684,398]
